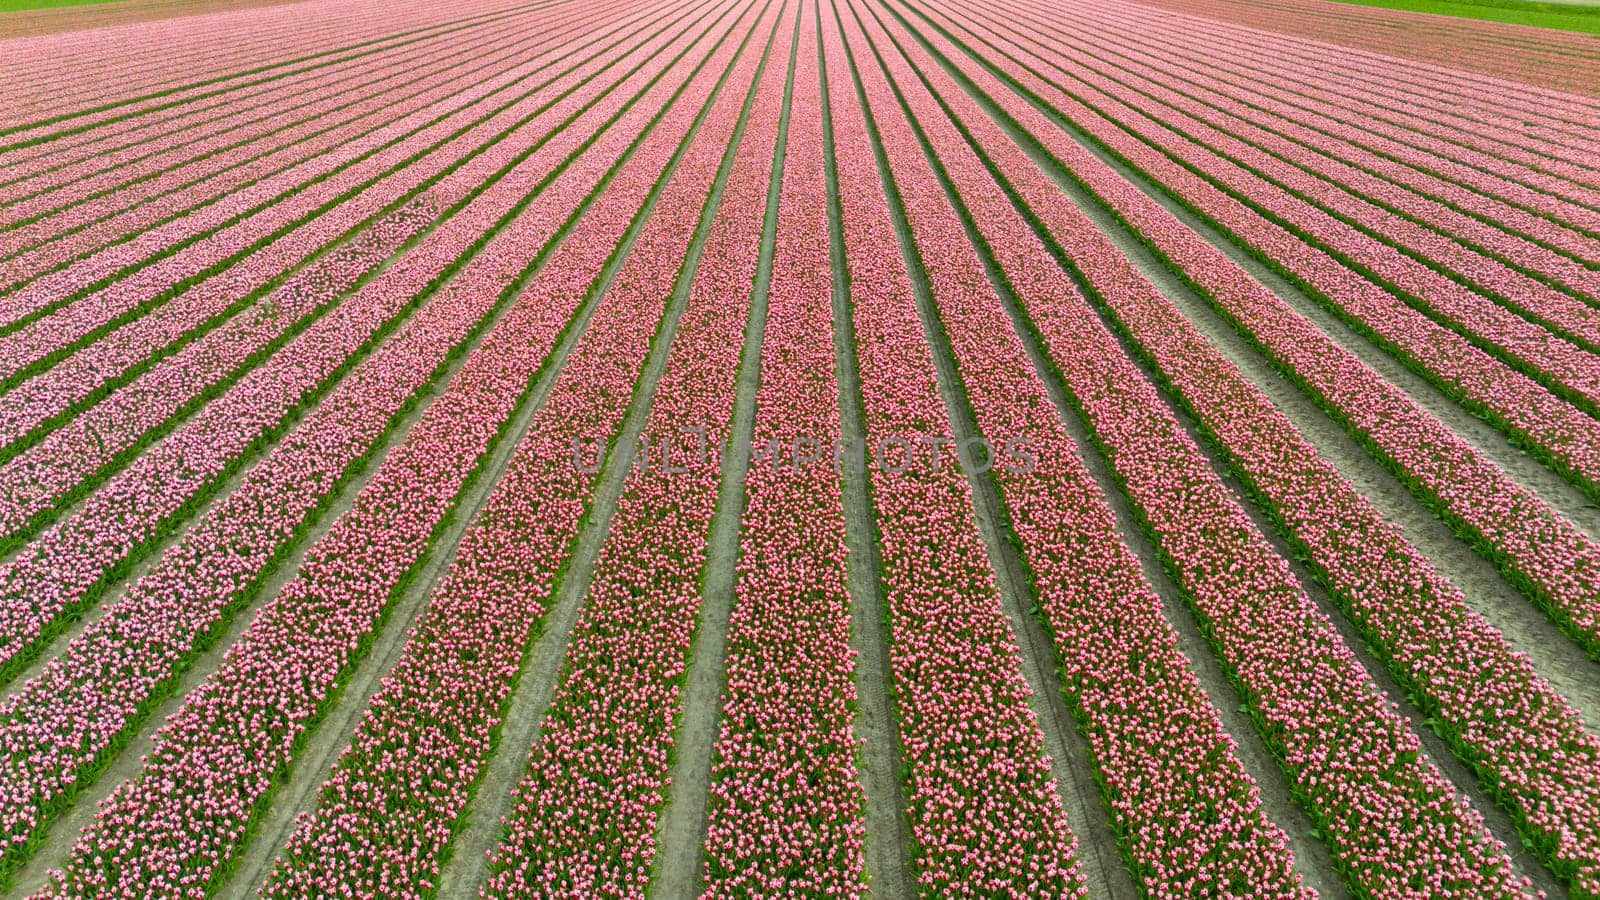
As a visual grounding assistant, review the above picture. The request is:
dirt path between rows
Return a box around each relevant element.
[820,24,921,894]
[644,12,790,894]
[962,136,1353,900]
[1001,74,1575,894]
[828,43,1143,900]
[211,184,623,897]
[2,200,474,895]
[427,16,772,887]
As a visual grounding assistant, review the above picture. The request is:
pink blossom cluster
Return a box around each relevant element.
[885,2,1600,889]
[0,0,526,134]
[0,196,435,461]
[1153,9,1600,155]
[1220,76,1600,218]
[0,197,431,537]
[939,9,1600,434]
[0,1,505,180]
[0,9,658,383]
[2,0,1599,897]
[995,0,1600,282]
[1015,0,1600,224]
[0,7,599,296]
[0,0,668,537]
[0,196,436,873]
[824,12,1091,896]
[848,3,1309,894]
[939,1,1600,297]
[886,5,1530,896]
[0,15,722,877]
[0,8,705,697]
[1246,108,1600,258]
[474,11,786,898]
[0,1,580,213]
[0,0,672,254]
[0,0,481,116]
[257,5,781,894]
[973,1,1600,316]
[34,8,746,891]
[947,0,1600,238]
[0,3,654,329]
[700,9,867,895]
[1127,0,1600,99]
[0,24,485,223]
[914,3,1600,654]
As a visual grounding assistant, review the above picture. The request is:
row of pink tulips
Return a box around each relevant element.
[0,0,526,138]
[0,0,688,398]
[0,5,668,369]
[0,0,683,453]
[1085,38,1600,275]
[1204,43,1599,176]
[0,0,684,542]
[1107,0,1600,132]
[845,2,1309,894]
[264,7,780,890]
[875,2,1600,890]
[1140,0,1600,130]
[0,0,712,701]
[28,5,758,893]
[990,10,1600,421]
[1004,0,1600,269]
[263,8,782,892]
[0,5,599,324]
[0,57,482,288]
[1169,78,1600,252]
[939,7,1600,434]
[0,7,547,219]
[0,0,565,193]
[0,7,578,288]
[911,1,1600,653]
[0,4,739,877]
[471,15,779,896]
[1008,16,1600,342]
[0,0,504,122]
[953,0,1600,301]
[1038,0,1600,233]
[824,12,1089,896]
[700,9,867,893]
[880,4,1530,895]
[0,195,435,537]
[1191,66,1600,228]
[1085,24,1600,219]
[0,0,686,560]
[1041,0,1600,192]
[983,1,1600,304]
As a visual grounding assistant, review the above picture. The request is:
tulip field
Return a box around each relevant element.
[2,0,1600,895]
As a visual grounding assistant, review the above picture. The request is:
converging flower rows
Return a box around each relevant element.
[1,0,1598,896]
